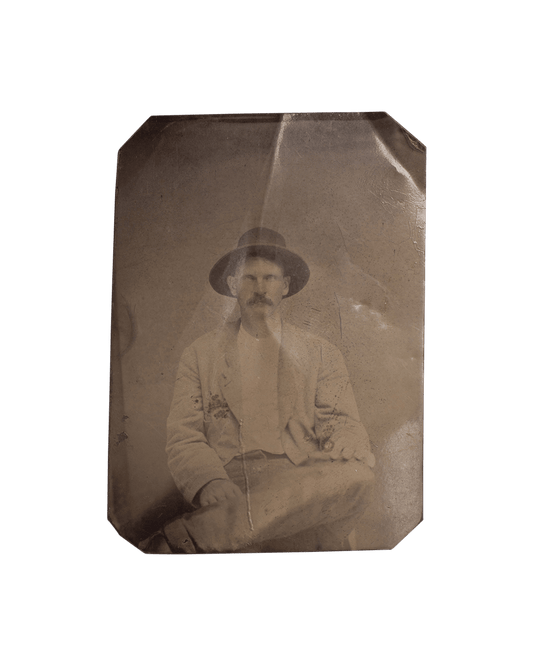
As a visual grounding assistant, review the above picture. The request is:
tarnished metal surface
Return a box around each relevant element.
[109,113,425,550]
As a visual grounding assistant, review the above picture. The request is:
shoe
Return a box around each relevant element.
[163,518,197,554]
[138,532,173,554]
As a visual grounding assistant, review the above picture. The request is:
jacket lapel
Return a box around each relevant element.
[278,324,297,431]
[219,320,243,424]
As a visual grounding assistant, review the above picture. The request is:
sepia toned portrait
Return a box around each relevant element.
[108,112,425,553]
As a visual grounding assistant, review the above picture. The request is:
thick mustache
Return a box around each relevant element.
[247,295,273,305]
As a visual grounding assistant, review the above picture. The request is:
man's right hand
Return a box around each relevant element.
[198,479,243,507]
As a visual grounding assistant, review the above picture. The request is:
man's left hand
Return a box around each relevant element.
[309,441,375,467]
[326,441,359,461]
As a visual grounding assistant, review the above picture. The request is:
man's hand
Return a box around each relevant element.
[198,479,243,507]
[331,441,376,467]
[309,440,376,467]
[327,440,359,461]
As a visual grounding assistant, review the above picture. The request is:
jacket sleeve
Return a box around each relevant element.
[166,344,230,505]
[314,342,376,467]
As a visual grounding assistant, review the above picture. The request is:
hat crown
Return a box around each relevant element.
[209,226,309,298]
[237,227,286,248]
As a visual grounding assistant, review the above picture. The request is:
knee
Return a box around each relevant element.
[348,462,376,505]
[358,463,375,487]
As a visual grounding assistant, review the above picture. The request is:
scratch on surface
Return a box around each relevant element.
[336,222,350,256]
[239,420,254,530]
[334,291,343,339]
[144,419,165,436]
[118,295,137,358]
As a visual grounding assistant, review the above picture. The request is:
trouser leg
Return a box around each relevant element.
[178,455,375,553]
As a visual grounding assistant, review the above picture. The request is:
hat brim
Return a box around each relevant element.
[209,244,310,298]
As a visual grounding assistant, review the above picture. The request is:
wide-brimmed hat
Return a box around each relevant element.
[209,227,310,298]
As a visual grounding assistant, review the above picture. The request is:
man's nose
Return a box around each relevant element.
[255,279,267,293]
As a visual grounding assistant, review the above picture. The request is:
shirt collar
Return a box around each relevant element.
[238,316,282,344]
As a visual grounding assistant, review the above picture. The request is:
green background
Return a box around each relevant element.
[2,2,531,664]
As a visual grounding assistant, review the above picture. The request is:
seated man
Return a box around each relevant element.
[157,227,375,553]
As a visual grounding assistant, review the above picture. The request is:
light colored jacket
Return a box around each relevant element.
[167,320,374,504]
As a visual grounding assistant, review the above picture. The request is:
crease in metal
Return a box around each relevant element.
[238,114,292,527]
[371,126,425,261]
[374,131,421,194]
[257,113,293,230]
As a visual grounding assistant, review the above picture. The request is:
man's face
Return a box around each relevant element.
[227,257,290,318]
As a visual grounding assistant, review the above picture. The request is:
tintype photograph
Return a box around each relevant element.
[109,112,425,553]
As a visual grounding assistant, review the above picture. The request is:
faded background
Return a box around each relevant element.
[109,112,425,550]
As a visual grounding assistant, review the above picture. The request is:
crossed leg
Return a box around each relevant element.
[172,453,375,553]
